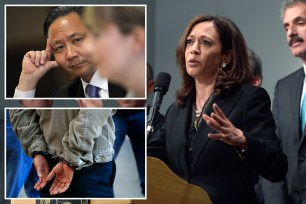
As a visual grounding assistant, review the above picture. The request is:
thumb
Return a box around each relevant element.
[48,60,59,69]
[46,39,52,59]
[46,169,56,182]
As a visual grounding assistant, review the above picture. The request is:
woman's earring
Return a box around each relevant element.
[222,62,227,68]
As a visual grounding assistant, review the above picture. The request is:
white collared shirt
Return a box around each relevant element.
[81,71,109,98]
[14,88,36,98]
[14,70,109,98]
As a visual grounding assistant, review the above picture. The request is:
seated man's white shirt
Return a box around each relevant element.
[13,71,109,98]
[81,71,109,98]
[14,88,35,98]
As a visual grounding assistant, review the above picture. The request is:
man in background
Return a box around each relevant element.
[262,0,306,203]
[248,48,263,87]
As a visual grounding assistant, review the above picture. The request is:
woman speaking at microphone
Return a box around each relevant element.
[147,15,287,204]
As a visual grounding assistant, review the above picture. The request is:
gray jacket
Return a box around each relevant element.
[262,68,306,204]
[10,109,116,170]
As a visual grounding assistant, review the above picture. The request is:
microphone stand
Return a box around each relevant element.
[146,105,161,138]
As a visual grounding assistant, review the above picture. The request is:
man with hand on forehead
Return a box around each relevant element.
[14,6,125,98]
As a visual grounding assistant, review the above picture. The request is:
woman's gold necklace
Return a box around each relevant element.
[193,91,215,130]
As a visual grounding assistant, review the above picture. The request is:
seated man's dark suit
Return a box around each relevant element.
[54,77,126,98]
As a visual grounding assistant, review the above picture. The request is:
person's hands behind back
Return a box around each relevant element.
[46,162,74,195]
[33,154,50,191]
[18,39,59,91]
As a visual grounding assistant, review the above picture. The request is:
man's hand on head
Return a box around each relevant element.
[18,39,59,92]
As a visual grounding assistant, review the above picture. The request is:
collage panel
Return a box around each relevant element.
[5,108,146,201]
[5,5,146,99]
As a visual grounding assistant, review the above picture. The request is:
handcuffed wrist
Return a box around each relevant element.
[57,157,75,169]
[32,151,49,159]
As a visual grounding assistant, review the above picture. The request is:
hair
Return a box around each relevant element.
[281,0,306,18]
[248,48,262,80]
[43,6,83,38]
[175,15,252,107]
[83,6,145,34]
[147,63,154,82]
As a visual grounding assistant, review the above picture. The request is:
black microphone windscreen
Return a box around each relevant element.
[155,72,171,92]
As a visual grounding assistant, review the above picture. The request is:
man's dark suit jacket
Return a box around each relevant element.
[53,77,126,98]
[148,84,287,204]
[262,68,306,204]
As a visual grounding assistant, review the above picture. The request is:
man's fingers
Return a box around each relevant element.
[49,179,59,193]
[26,51,36,64]
[34,178,43,190]
[34,178,47,191]
[50,180,63,195]
[45,39,52,59]
[59,183,70,194]
[34,170,49,190]
[36,181,47,191]
[40,50,48,64]
[48,60,59,69]
[34,51,42,67]
[50,182,70,195]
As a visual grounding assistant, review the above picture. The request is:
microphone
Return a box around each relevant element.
[147,72,171,135]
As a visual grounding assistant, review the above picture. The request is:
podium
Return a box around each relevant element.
[133,157,211,204]
[11,157,211,204]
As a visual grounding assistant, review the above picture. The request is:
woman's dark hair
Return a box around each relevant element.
[175,15,252,107]
[43,6,83,38]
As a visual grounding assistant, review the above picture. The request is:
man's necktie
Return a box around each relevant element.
[301,94,306,133]
[86,84,100,98]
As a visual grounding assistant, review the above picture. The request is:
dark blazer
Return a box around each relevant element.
[262,68,306,204]
[53,77,126,98]
[148,84,287,204]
